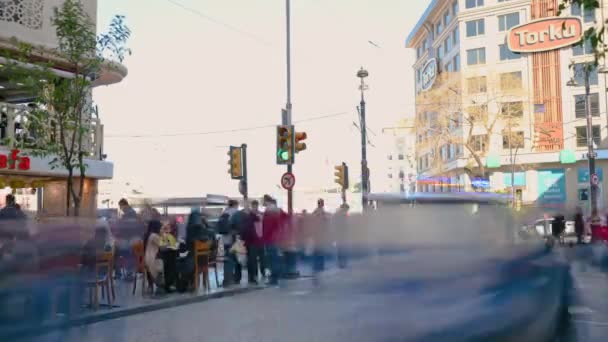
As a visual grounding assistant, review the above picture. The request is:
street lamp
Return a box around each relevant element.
[568,63,608,220]
[357,67,369,209]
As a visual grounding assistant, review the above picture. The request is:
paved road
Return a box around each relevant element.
[558,245,608,342]
[20,247,565,342]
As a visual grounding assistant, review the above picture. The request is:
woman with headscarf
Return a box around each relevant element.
[175,210,216,292]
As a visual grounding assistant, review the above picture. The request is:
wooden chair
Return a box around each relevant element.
[132,241,151,295]
[85,252,113,310]
[194,241,212,291]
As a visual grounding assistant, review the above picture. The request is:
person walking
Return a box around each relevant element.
[241,200,264,284]
[217,200,239,286]
[552,214,566,246]
[574,207,585,245]
[334,203,350,269]
[311,199,329,286]
[262,195,286,286]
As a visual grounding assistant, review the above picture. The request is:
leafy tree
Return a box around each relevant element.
[559,0,603,63]
[4,0,130,216]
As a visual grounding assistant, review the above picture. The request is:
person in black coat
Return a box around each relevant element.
[574,208,585,244]
[176,211,217,292]
[552,214,566,244]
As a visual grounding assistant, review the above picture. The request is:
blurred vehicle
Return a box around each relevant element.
[530,218,575,237]
[362,192,570,341]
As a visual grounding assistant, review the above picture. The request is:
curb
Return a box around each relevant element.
[1,285,264,340]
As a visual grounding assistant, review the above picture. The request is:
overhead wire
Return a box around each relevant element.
[105,111,351,139]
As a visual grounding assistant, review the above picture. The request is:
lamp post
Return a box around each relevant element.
[357,67,369,209]
[568,63,608,219]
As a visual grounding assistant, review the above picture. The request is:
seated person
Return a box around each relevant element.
[160,223,177,248]
[144,220,164,288]
[176,211,217,292]
[82,225,112,276]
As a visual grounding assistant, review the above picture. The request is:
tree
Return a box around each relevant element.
[4,0,130,216]
[559,0,604,63]
[414,71,530,187]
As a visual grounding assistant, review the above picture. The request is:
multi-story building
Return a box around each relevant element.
[0,0,127,216]
[382,120,417,194]
[407,0,608,213]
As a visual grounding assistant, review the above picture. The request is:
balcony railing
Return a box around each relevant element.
[0,101,104,160]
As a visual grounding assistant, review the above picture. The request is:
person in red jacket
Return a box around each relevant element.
[262,195,286,285]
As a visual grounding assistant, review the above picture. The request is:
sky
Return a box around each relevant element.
[94,0,429,200]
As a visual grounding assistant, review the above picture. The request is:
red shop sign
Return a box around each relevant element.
[0,149,31,171]
[508,17,583,53]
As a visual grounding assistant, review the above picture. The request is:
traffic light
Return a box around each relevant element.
[334,162,349,189]
[276,125,294,165]
[228,146,243,179]
[295,131,307,153]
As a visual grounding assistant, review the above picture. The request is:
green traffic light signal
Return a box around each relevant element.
[278,149,289,161]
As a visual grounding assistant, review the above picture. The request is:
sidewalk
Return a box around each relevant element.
[0,270,263,340]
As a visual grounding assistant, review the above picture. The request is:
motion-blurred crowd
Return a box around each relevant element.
[0,193,359,331]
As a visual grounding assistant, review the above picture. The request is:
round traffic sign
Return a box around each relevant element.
[281,172,296,190]
[591,173,600,186]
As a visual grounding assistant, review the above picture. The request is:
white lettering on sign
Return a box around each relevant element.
[420,58,437,92]
[508,17,582,53]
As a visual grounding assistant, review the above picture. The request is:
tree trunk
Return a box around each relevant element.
[66,169,73,216]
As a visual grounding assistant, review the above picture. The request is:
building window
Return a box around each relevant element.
[503,131,525,149]
[501,101,524,117]
[388,154,393,160]
[453,54,460,71]
[437,44,444,60]
[498,13,520,32]
[466,0,484,9]
[576,125,601,147]
[445,61,453,72]
[467,77,487,94]
[467,47,486,65]
[574,93,600,118]
[467,104,488,121]
[573,39,594,56]
[398,154,404,160]
[499,43,521,61]
[445,36,452,53]
[470,134,488,152]
[466,19,485,37]
[444,10,451,25]
[452,26,459,45]
[500,71,522,90]
[436,21,443,36]
[572,3,595,23]
[573,63,598,86]
[453,1,459,15]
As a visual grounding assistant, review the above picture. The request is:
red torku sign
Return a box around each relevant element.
[508,17,583,53]
[0,149,31,171]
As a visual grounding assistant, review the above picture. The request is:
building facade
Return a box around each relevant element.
[407,0,608,213]
[0,0,127,217]
[382,120,417,194]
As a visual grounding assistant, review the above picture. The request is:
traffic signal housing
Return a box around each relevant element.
[228,146,243,179]
[295,131,307,153]
[334,162,349,189]
[276,125,294,165]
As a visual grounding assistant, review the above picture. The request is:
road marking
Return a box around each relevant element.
[568,306,594,315]
[290,291,311,296]
[572,319,608,326]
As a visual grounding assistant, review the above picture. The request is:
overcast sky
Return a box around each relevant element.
[94,0,429,200]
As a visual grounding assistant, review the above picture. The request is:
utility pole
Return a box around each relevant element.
[584,67,599,218]
[357,67,369,210]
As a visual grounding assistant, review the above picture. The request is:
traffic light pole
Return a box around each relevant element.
[241,143,248,203]
[285,0,293,215]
